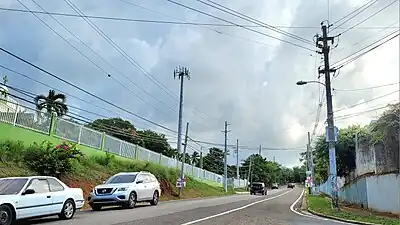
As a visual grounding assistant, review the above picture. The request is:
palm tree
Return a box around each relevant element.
[191,151,200,166]
[34,89,68,116]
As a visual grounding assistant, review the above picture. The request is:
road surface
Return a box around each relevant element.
[22,188,351,225]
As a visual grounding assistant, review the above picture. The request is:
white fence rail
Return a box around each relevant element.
[0,103,248,187]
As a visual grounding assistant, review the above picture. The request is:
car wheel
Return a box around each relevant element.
[150,191,159,206]
[58,199,76,220]
[90,204,102,211]
[0,205,14,225]
[123,192,136,209]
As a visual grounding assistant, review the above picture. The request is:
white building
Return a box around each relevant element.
[0,85,24,113]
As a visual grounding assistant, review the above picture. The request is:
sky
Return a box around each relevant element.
[0,0,399,168]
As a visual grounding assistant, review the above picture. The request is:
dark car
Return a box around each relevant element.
[250,182,267,195]
[287,183,295,188]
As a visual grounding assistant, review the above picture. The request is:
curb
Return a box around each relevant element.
[307,208,381,225]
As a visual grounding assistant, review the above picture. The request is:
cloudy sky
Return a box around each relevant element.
[0,0,398,168]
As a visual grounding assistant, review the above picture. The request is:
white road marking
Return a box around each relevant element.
[289,190,353,224]
[181,189,294,225]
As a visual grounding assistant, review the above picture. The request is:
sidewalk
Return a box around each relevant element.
[306,193,399,225]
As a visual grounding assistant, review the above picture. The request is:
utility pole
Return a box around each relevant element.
[236,139,239,180]
[174,67,190,154]
[258,145,262,156]
[317,22,339,209]
[307,131,314,195]
[200,147,203,169]
[247,156,252,188]
[222,121,231,192]
[178,122,189,198]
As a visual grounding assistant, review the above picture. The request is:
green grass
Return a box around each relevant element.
[234,187,248,192]
[307,195,400,225]
[0,122,234,205]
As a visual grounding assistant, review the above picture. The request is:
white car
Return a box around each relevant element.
[0,176,84,225]
[88,171,161,211]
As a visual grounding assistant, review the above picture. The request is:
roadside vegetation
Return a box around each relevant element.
[0,139,234,209]
[307,194,399,225]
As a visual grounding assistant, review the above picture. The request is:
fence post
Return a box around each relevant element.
[77,125,83,144]
[49,112,57,136]
[100,132,106,151]
[134,145,139,159]
[119,140,122,156]
[12,104,18,126]
[159,153,162,165]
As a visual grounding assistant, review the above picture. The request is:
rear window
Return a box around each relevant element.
[252,183,263,187]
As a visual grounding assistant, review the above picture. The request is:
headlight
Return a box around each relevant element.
[117,187,127,191]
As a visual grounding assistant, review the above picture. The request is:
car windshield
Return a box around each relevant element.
[252,183,263,187]
[0,178,28,195]
[106,174,137,184]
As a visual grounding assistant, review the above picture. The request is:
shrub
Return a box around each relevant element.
[24,141,84,178]
[93,152,115,166]
[0,139,25,163]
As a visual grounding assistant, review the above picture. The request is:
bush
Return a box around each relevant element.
[93,152,115,166]
[0,139,25,163]
[24,141,84,178]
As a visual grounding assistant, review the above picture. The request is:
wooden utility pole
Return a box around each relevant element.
[178,122,189,198]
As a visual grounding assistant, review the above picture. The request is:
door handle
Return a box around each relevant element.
[47,196,51,198]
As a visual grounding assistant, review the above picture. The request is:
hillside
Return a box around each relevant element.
[0,139,234,209]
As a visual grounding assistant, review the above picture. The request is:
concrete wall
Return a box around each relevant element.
[365,174,400,214]
[355,142,376,176]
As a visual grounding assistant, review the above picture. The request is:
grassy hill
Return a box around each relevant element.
[0,138,233,209]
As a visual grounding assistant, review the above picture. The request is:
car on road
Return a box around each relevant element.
[249,182,267,195]
[88,171,161,211]
[0,176,84,225]
[271,183,279,189]
[287,183,295,188]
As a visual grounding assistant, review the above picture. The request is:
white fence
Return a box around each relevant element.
[0,102,248,187]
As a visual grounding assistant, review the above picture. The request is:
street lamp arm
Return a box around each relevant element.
[296,80,326,87]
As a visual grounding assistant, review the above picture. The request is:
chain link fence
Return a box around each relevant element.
[0,104,248,187]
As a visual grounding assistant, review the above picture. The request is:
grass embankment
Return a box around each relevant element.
[0,139,234,209]
[233,187,248,192]
[307,194,399,225]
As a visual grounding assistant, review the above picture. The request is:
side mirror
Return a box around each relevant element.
[136,180,143,184]
[102,181,106,184]
[23,189,35,195]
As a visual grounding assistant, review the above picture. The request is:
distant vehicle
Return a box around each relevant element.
[0,176,84,225]
[249,182,267,195]
[287,183,295,188]
[88,171,161,211]
[271,183,279,189]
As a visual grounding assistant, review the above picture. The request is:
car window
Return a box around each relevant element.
[149,174,158,182]
[27,179,50,193]
[106,174,137,184]
[0,178,28,195]
[47,178,65,192]
[143,174,152,183]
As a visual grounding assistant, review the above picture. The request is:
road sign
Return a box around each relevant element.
[325,126,338,142]
[176,177,186,188]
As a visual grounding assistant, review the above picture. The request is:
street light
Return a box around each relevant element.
[296,80,326,86]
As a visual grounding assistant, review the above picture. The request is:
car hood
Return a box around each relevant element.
[0,195,19,204]
[95,183,133,189]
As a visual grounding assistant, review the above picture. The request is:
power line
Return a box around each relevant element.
[197,0,314,46]
[335,102,398,121]
[333,82,400,92]
[0,46,178,133]
[338,0,399,36]
[334,90,399,113]
[332,30,399,69]
[330,0,378,32]
[165,0,316,53]
[2,7,397,29]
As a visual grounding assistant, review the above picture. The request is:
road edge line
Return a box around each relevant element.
[181,188,294,225]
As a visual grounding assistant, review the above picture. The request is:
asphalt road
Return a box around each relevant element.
[19,188,351,225]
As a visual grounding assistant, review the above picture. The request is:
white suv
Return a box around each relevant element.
[88,171,161,211]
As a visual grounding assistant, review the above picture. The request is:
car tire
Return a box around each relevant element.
[150,191,159,206]
[0,205,14,225]
[90,204,102,211]
[58,199,76,220]
[122,192,136,209]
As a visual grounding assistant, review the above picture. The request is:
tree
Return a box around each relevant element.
[87,118,138,144]
[34,89,68,116]
[191,151,200,166]
[164,148,178,158]
[202,147,224,175]
[137,130,170,155]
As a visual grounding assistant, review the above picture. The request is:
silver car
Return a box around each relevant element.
[88,171,161,211]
